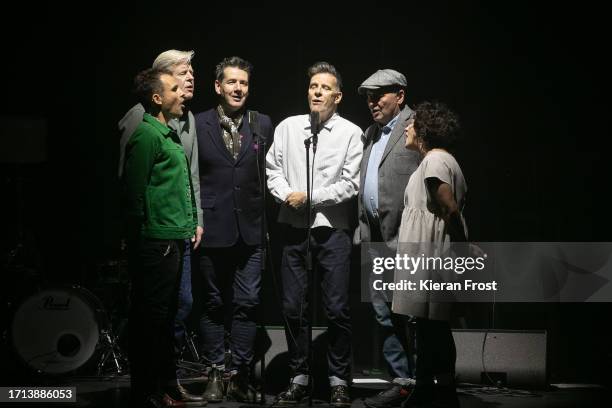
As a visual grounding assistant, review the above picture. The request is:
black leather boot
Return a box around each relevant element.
[226,369,263,403]
[274,382,310,405]
[202,367,224,402]
[330,384,351,407]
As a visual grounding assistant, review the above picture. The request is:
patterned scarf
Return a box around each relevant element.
[217,105,243,160]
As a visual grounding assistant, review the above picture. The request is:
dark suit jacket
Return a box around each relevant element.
[358,105,421,249]
[195,108,273,247]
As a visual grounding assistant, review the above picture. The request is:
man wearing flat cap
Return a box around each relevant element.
[357,69,421,408]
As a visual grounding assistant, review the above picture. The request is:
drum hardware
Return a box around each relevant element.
[183,330,200,362]
[96,328,127,376]
[176,359,208,374]
[176,330,206,376]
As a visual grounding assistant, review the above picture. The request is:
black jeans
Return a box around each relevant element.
[198,241,261,371]
[410,318,456,385]
[281,226,352,381]
[128,238,184,402]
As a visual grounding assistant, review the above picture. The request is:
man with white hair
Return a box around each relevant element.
[118,50,205,405]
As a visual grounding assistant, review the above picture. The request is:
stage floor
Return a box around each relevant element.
[0,377,606,407]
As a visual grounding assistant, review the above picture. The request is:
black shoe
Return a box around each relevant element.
[275,382,310,405]
[400,383,434,408]
[202,367,224,402]
[177,384,207,405]
[226,370,263,403]
[143,394,164,408]
[330,384,351,407]
[427,386,459,408]
[364,383,412,408]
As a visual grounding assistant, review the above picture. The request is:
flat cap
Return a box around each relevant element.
[358,69,407,95]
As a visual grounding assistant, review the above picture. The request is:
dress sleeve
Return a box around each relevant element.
[422,153,456,207]
[423,153,453,186]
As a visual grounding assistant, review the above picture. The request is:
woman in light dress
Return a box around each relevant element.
[393,102,467,408]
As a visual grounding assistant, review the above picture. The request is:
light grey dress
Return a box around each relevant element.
[391,150,468,320]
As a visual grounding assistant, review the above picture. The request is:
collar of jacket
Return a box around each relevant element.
[143,112,173,136]
[305,112,340,133]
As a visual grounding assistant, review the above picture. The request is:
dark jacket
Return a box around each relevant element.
[195,108,273,247]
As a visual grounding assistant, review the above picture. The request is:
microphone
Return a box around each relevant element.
[249,110,261,151]
[309,111,320,153]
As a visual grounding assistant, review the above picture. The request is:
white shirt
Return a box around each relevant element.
[266,112,363,229]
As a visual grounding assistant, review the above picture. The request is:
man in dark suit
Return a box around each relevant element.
[356,70,421,408]
[194,56,273,403]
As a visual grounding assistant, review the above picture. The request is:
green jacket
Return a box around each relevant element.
[123,113,197,239]
[118,103,203,227]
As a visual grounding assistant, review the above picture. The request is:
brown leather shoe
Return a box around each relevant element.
[365,383,412,408]
[177,384,207,405]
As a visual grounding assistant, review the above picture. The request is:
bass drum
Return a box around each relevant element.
[10,286,109,375]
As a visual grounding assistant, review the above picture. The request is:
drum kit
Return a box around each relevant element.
[7,259,130,377]
[10,285,127,376]
[6,257,207,378]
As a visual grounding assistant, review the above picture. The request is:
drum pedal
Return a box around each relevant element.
[96,329,128,376]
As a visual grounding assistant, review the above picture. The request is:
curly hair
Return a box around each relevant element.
[413,101,461,150]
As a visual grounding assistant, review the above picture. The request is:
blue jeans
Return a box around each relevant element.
[371,297,415,379]
[368,241,416,380]
[198,241,261,370]
[174,240,193,351]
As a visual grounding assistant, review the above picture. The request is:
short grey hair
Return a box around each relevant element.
[152,49,194,70]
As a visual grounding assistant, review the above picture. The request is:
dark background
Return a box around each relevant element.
[1,4,610,386]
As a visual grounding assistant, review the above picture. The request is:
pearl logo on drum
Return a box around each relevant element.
[42,296,71,311]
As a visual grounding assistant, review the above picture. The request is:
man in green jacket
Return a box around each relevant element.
[123,67,205,407]
[119,49,203,389]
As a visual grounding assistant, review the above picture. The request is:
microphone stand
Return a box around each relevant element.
[258,126,267,405]
[303,123,318,407]
[250,111,267,405]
